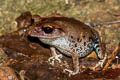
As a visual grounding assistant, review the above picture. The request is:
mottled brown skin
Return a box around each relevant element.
[27,14,105,76]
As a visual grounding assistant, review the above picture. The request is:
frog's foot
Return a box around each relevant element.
[64,69,79,77]
[94,60,104,70]
[48,54,63,65]
[93,54,107,70]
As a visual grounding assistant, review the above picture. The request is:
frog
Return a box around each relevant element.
[28,14,106,76]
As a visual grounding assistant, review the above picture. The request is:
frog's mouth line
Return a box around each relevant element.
[30,34,63,39]
[28,31,65,39]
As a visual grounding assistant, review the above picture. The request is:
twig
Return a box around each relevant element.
[102,43,120,71]
[85,20,120,27]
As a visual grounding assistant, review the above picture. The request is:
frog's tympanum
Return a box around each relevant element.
[28,14,106,75]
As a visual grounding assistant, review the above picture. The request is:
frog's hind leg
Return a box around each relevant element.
[93,38,107,70]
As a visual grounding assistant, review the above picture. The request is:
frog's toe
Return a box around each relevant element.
[93,55,107,71]
[64,69,79,77]
[48,54,63,65]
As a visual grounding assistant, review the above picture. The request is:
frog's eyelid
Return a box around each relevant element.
[42,25,54,29]
[48,25,53,28]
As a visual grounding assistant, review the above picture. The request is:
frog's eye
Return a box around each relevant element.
[42,25,54,34]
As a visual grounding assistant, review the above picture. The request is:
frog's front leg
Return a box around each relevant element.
[64,49,79,76]
[48,47,63,65]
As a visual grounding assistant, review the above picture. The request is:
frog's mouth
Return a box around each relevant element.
[28,27,65,39]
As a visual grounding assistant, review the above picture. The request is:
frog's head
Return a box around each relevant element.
[28,22,65,39]
[28,14,81,41]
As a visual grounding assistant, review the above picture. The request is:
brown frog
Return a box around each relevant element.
[28,14,106,76]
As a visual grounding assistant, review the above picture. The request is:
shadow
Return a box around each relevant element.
[27,35,50,48]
